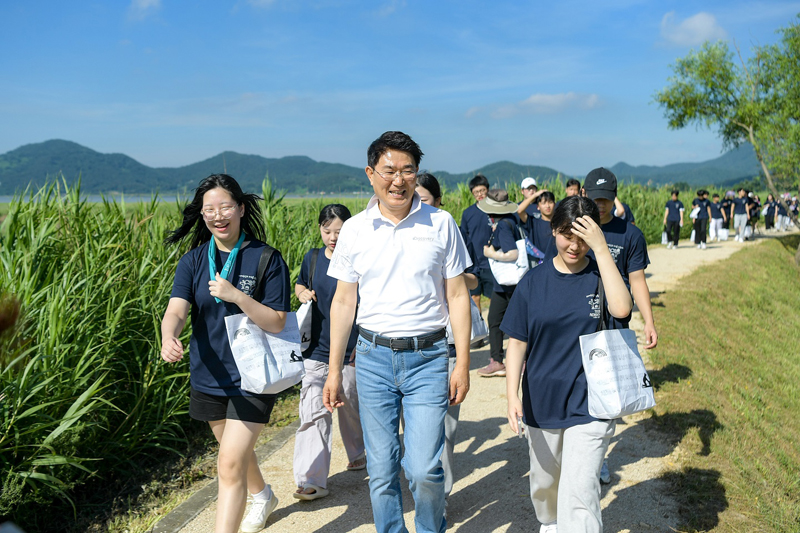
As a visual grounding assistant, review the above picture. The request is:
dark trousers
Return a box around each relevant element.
[765,215,774,230]
[487,287,515,364]
[666,220,681,245]
[694,218,708,244]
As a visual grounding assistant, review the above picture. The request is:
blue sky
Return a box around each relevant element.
[1,1,798,176]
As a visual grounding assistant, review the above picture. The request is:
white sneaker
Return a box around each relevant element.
[540,522,558,533]
[701,242,707,249]
[241,489,279,533]
[599,459,611,484]
[667,242,673,249]
[697,244,702,249]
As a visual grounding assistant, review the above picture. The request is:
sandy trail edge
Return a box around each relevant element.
[173,229,794,533]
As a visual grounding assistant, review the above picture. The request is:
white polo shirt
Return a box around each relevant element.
[328,193,471,337]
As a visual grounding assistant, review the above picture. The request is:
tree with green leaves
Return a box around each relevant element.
[654,15,800,263]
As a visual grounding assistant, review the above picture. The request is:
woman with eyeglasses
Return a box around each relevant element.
[160,174,290,533]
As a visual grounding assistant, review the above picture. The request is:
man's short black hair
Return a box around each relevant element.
[538,191,556,204]
[367,131,423,169]
[565,178,581,189]
[469,174,490,191]
[671,190,680,196]
[712,193,720,199]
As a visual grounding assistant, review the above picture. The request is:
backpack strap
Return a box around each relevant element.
[308,248,320,291]
[254,244,276,302]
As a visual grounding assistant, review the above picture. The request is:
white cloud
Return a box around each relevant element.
[660,11,727,47]
[487,92,600,119]
[374,0,406,18]
[246,0,277,7]
[127,0,161,21]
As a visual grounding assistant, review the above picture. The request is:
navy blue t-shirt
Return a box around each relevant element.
[501,258,606,429]
[733,197,749,215]
[591,216,649,286]
[692,198,710,219]
[620,202,635,224]
[525,216,556,260]
[665,200,684,221]
[460,203,496,271]
[709,201,724,219]
[525,203,540,219]
[296,248,358,364]
[171,240,292,396]
[490,214,522,293]
[766,201,778,216]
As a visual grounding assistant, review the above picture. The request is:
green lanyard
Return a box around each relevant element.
[208,232,246,303]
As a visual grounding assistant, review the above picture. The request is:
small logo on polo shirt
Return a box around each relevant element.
[413,236,435,242]
[589,348,607,361]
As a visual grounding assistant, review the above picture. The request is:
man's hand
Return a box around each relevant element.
[449,364,470,406]
[322,372,345,412]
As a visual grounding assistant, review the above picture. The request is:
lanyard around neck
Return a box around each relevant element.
[208,232,246,303]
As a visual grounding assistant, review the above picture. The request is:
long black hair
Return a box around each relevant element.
[550,196,601,235]
[318,204,352,226]
[164,174,267,249]
[416,172,443,204]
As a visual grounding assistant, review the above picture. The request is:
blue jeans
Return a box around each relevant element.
[355,334,449,533]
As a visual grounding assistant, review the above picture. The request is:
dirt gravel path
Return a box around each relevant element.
[175,229,792,533]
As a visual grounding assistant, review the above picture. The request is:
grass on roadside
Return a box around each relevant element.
[647,235,800,532]
[75,389,300,533]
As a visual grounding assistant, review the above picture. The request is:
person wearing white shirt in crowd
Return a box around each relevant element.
[323,131,472,533]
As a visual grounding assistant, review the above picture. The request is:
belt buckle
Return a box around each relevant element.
[389,337,398,351]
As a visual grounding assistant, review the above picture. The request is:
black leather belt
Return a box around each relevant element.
[358,327,446,351]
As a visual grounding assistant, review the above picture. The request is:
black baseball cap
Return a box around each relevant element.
[583,167,617,201]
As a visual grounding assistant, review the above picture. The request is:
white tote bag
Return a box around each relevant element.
[225,312,306,394]
[719,228,729,241]
[296,301,313,352]
[689,206,700,219]
[488,220,530,286]
[661,229,668,245]
[579,280,656,419]
[446,299,489,344]
[690,229,696,242]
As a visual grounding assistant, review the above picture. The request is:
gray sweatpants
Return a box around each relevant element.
[525,419,616,532]
[293,359,364,489]
[734,213,748,238]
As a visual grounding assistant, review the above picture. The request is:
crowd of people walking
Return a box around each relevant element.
[159,130,795,533]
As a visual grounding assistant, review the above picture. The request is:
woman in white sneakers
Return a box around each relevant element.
[161,174,289,533]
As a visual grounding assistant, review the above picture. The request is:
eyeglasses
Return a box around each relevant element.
[201,205,238,221]
[371,167,418,182]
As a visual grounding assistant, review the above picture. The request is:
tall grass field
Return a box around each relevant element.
[0,177,763,530]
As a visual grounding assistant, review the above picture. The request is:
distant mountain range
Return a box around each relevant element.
[0,139,762,195]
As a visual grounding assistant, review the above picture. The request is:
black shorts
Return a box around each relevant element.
[189,388,276,424]
[469,267,495,298]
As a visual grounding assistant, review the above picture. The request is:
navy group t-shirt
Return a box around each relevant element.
[733,197,749,215]
[490,214,522,293]
[460,203,496,272]
[525,203,540,219]
[665,200,684,221]
[590,216,649,286]
[171,240,291,396]
[525,216,556,260]
[501,258,606,429]
[709,201,724,219]
[296,248,358,364]
[692,198,710,219]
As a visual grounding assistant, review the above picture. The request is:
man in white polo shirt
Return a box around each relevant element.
[323,131,472,533]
